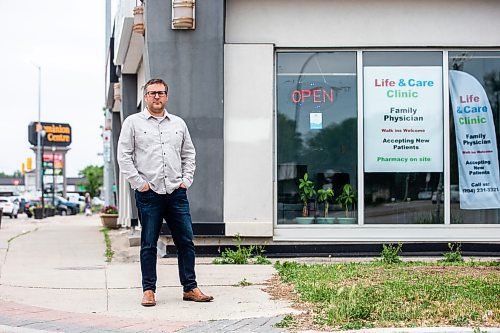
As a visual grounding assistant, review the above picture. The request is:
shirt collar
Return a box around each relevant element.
[140,108,171,120]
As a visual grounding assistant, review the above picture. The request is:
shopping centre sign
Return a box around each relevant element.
[28,122,72,147]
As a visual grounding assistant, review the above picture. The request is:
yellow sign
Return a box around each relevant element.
[38,124,71,144]
[28,122,72,147]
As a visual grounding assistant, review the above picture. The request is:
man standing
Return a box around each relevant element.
[117,78,213,306]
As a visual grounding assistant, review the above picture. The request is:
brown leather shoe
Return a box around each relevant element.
[183,288,214,302]
[141,290,156,307]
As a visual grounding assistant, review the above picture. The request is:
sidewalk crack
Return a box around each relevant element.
[104,264,109,311]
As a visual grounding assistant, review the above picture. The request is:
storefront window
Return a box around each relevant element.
[363,52,444,224]
[276,50,500,227]
[276,52,358,224]
[449,51,500,224]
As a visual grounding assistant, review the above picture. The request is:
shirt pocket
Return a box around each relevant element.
[134,130,153,148]
[170,130,184,151]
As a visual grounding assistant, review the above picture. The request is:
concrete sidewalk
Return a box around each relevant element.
[0,214,293,332]
[0,214,498,333]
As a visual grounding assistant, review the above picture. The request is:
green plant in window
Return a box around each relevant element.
[317,188,334,217]
[336,184,356,217]
[298,173,316,217]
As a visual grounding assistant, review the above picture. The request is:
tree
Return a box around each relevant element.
[78,165,103,198]
[0,170,22,177]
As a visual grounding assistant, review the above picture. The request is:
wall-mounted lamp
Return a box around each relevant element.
[133,5,145,36]
[171,0,195,30]
[113,82,121,102]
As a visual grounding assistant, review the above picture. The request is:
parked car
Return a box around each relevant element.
[7,196,25,214]
[0,196,18,218]
[50,196,80,216]
[431,185,460,204]
[9,197,21,215]
[92,197,105,206]
[417,190,433,200]
[67,193,85,210]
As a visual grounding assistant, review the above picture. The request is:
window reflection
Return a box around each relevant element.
[449,51,500,224]
[363,51,444,224]
[277,52,358,224]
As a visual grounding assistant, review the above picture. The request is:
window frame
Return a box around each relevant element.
[273,48,500,242]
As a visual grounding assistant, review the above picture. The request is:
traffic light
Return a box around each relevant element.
[27,157,33,171]
[22,162,25,174]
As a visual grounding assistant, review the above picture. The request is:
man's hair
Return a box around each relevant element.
[143,78,169,95]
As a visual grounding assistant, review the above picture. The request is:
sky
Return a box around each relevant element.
[0,0,106,177]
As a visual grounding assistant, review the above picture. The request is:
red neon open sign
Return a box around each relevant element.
[291,87,334,104]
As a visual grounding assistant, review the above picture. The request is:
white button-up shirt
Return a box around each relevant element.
[117,108,196,194]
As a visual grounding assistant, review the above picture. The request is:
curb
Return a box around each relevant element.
[299,327,500,333]
[0,325,52,333]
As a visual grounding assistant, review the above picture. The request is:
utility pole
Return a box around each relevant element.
[103,109,114,205]
[103,0,116,205]
[34,64,42,196]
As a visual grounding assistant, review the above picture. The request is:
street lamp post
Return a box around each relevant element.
[40,130,46,218]
[52,146,56,205]
[34,64,43,195]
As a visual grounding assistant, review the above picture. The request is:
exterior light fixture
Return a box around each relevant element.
[113,82,121,102]
[171,0,195,30]
[133,5,145,36]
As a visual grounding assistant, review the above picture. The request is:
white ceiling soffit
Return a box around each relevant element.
[114,17,143,74]
[114,17,133,66]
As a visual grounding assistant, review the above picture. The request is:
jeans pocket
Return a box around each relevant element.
[135,189,154,205]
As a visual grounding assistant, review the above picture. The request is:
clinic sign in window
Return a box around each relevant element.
[364,66,443,172]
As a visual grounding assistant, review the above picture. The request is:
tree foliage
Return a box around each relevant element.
[0,170,22,177]
[78,165,103,198]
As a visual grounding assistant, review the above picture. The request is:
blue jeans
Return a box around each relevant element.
[135,188,197,293]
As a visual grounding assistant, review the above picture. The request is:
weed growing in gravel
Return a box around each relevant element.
[234,278,252,287]
[100,228,114,262]
[441,242,464,263]
[379,242,403,264]
[275,314,297,328]
[213,233,271,265]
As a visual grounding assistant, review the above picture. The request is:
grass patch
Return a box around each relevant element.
[100,228,114,262]
[273,260,500,330]
[275,314,297,328]
[213,233,271,265]
[234,278,252,287]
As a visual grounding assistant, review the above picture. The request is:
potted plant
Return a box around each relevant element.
[100,205,120,229]
[46,204,55,217]
[296,173,316,224]
[34,203,44,220]
[316,188,335,224]
[336,184,357,224]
